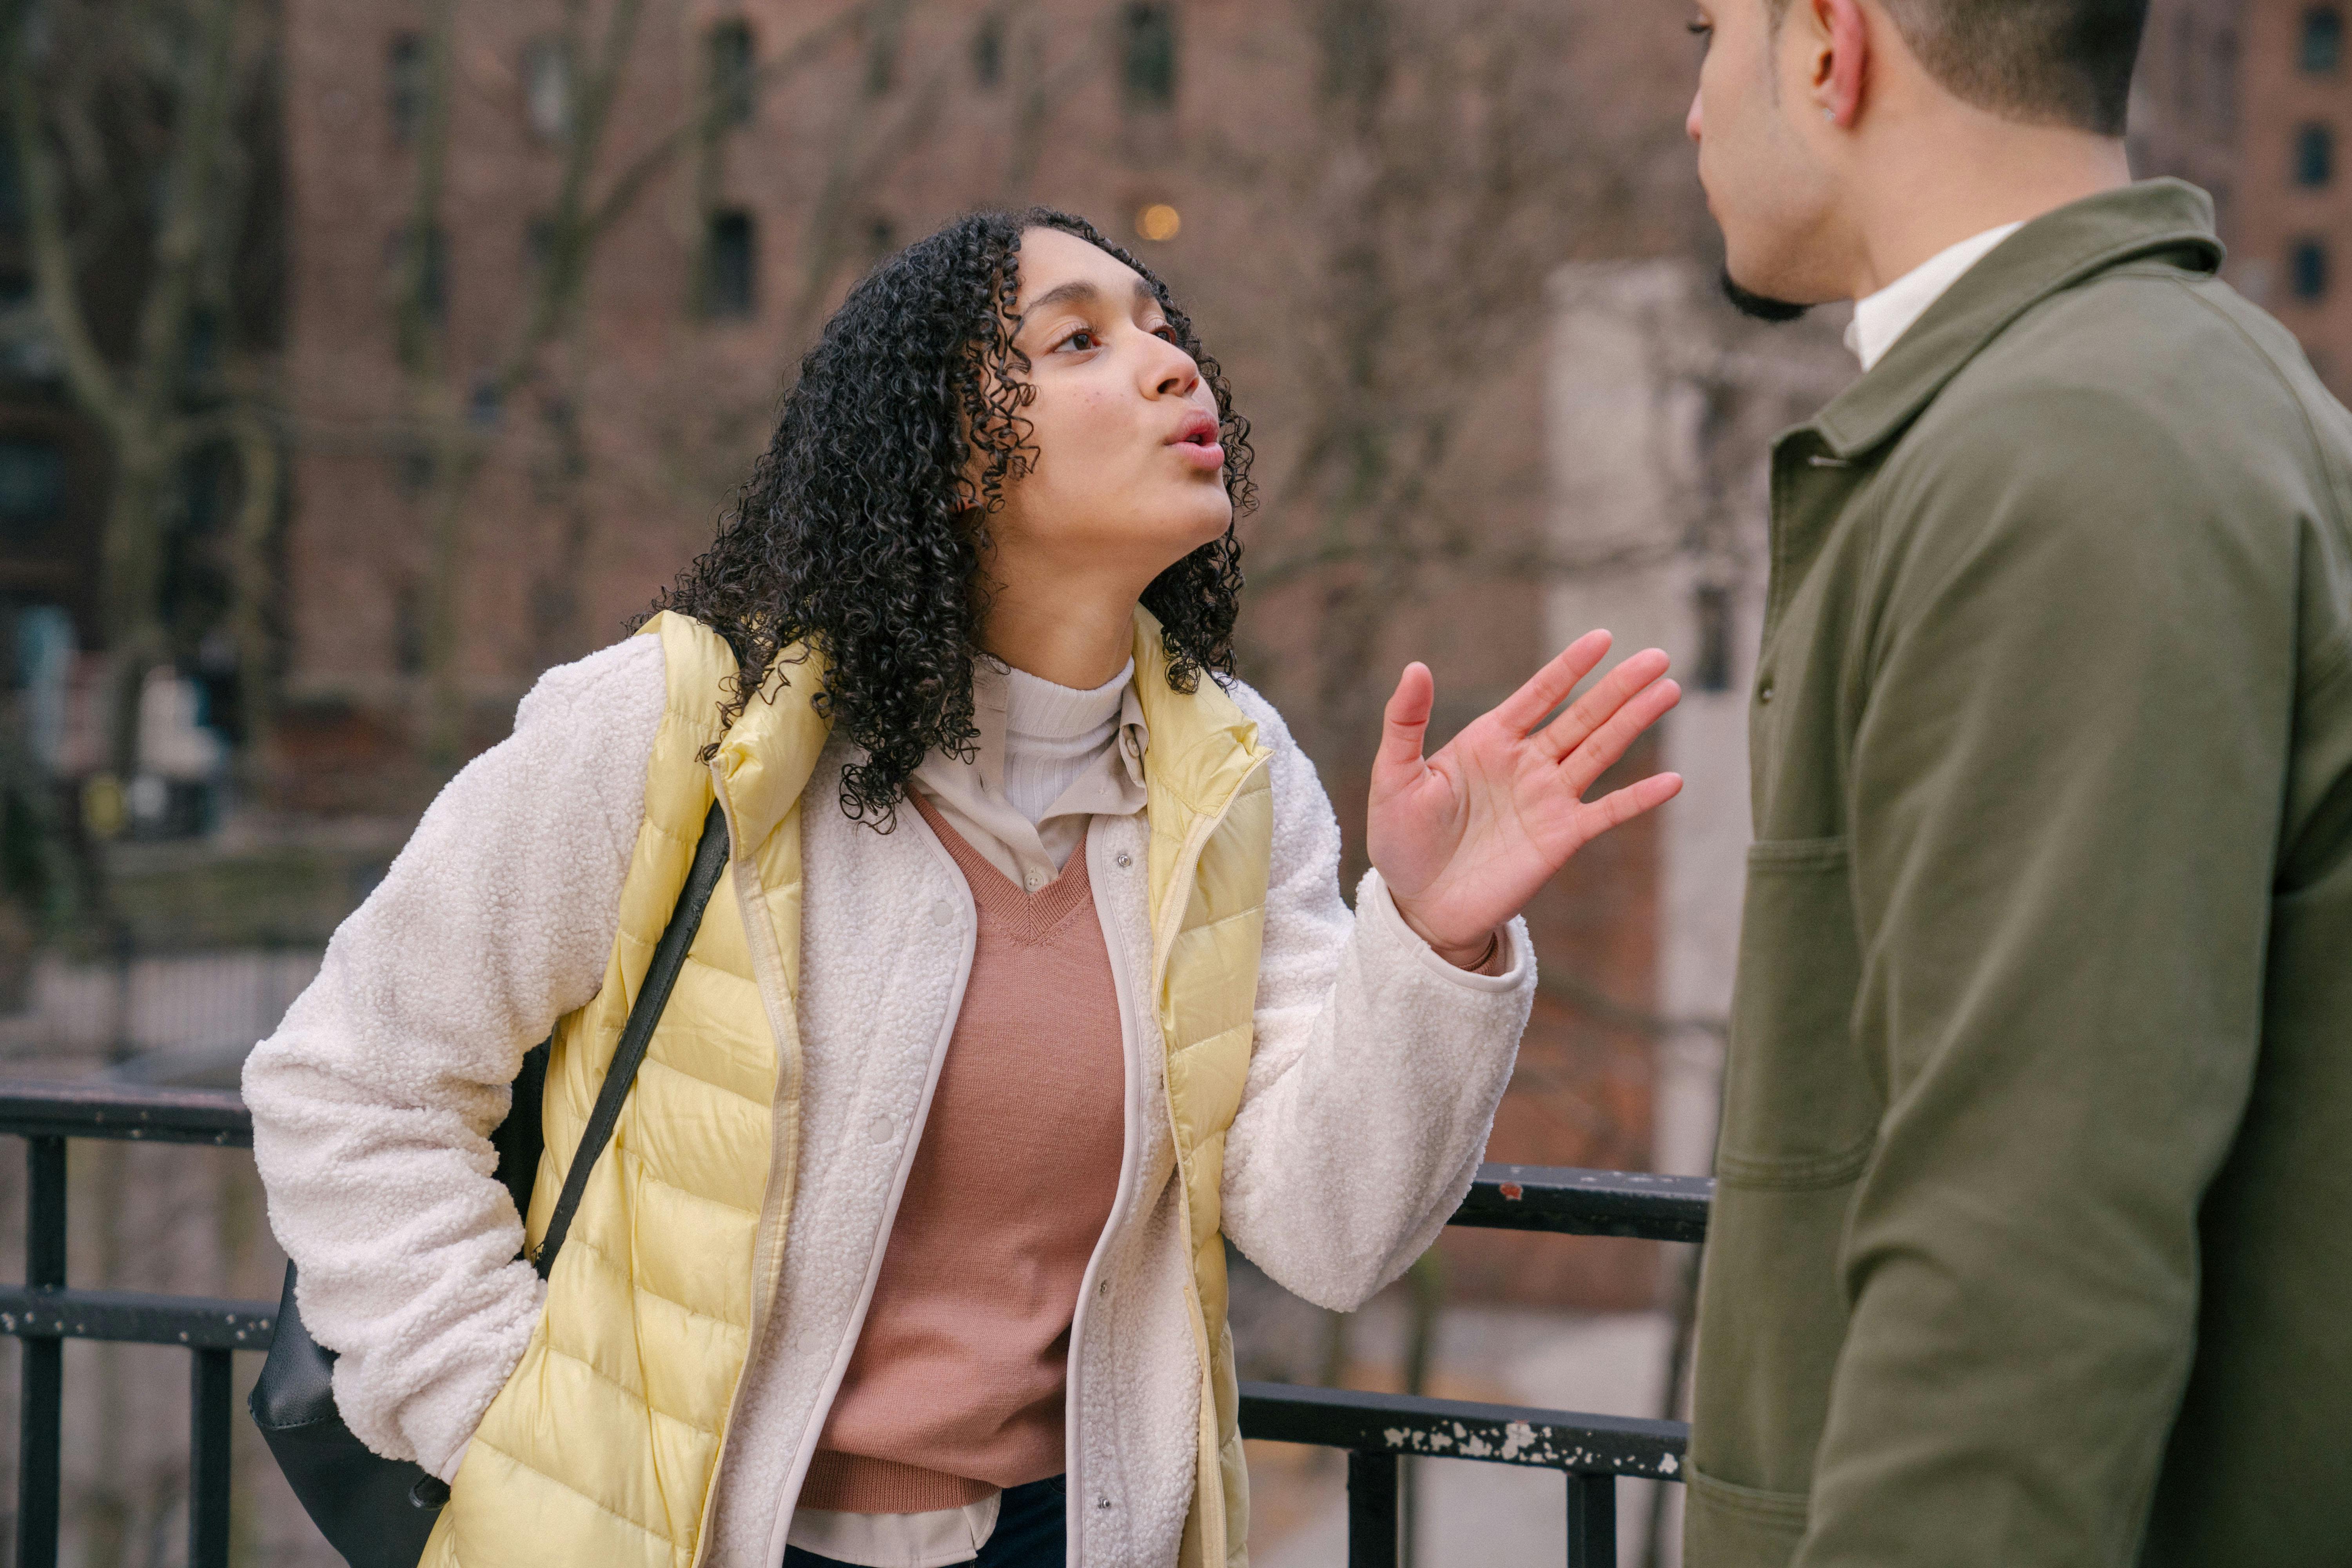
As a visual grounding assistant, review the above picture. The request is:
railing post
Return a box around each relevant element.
[1566,1471,1617,1568]
[1347,1449,1401,1568]
[189,1347,234,1568]
[18,1136,66,1568]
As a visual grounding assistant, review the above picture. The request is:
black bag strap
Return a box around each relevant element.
[532,800,731,1279]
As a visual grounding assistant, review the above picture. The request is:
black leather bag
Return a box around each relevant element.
[250,805,731,1568]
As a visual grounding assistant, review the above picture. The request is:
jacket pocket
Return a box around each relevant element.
[1716,837,1879,1187]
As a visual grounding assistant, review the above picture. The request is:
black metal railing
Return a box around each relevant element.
[0,1081,1713,1568]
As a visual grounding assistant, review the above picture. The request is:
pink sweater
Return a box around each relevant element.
[799,800,1127,1513]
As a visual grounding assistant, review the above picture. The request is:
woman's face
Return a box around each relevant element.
[982,226,1232,593]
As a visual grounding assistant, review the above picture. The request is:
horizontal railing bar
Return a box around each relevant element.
[1454,1164,1711,1244]
[0,1082,252,1147]
[0,1287,276,1350]
[1239,1380,1687,1481]
[0,1091,1719,1246]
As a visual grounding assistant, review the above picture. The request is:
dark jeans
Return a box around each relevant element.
[783,1475,1067,1568]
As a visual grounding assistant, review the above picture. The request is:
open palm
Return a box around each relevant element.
[1367,631,1684,965]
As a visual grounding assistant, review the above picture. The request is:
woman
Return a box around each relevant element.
[245,209,1681,1568]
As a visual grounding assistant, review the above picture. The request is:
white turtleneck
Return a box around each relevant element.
[908,659,1148,892]
[1001,661,1129,824]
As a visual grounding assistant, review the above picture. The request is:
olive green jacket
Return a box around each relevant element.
[1686,181,2352,1568]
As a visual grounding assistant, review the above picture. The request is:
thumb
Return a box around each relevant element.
[1377,662,1435,778]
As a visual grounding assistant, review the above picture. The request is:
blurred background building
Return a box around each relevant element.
[0,0,2335,1562]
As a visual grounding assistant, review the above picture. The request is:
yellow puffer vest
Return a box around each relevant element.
[422,608,1272,1568]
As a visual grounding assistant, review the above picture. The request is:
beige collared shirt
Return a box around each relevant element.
[907,659,1149,893]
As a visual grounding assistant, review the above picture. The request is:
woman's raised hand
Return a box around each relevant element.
[1367,632,1684,967]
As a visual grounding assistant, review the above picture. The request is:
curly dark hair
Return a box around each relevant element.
[644,207,1254,826]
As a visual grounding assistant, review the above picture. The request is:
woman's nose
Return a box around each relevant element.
[1146,338,1199,398]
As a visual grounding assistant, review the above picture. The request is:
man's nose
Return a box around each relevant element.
[1686,89,1704,143]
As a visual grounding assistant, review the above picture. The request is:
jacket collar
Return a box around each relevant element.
[1808,180,2224,461]
[710,638,835,855]
[680,605,1265,858]
[1125,606,1266,823]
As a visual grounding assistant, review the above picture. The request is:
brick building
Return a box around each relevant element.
[2229,1,2352,388]
[266,0,1710,1309]
[2137,0,2352,392]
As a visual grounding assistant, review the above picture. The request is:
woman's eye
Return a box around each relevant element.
[1152,325,1178,344]
[1059,328,1099,352]
[1687,17,1711,41]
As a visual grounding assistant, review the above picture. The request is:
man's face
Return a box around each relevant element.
[1686,0,1843,307]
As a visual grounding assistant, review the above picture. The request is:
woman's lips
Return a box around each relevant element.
[1171,413,1223,470]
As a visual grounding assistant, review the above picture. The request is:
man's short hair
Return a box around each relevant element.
[1773,0,2150,136]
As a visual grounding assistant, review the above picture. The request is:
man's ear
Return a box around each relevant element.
[1808,0,1869,129]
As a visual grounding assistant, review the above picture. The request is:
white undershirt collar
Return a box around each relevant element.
[1846,221,2026,372]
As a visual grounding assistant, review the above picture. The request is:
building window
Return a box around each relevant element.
[2296,122,2335,186]
[389,225,449,324]
[973,14,1004,87]
[2291,238,2330,300]
[2216,27,2241,133]
[523,37,573,142]
[392,583,427,675]
[0,437,64,533]
[1692,584,1735,693]
[524,214,556,276]
[2304,6,2344,73]
[2172,13,2197,120]
[1120,3,1177,110]
[0,137,21,237]
[704,209,757,318]
[1318,5,1387,105]
[388,33,426,146]
[708,21,756,127]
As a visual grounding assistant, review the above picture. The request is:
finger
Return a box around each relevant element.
[1560,676,1682,796]
[1537,647,1673,762]
[1376,661,1436,776]
[1490,630,1613,734]
[1581,770,1684,836]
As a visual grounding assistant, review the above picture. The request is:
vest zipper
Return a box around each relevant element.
[1144,757,1269,1568]
[691,768,818,1568]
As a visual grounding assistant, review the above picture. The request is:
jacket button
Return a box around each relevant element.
[1096,1497,1112,1511]
[867,1114,893,1143]
[1757,676,1775,704]
[1114,851,1132,869]
[929,900,953,926]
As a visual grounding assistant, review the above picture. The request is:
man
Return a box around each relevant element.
[1680,3,2352,1565]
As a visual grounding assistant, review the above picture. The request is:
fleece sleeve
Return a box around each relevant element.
[1791,386,2294,1568]
[241,633,668,1480]
[1216,682,1536,1312]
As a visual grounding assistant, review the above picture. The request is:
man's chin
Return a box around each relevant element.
[1719,266,1811,324]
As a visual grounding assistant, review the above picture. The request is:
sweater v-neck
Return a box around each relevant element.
[911,794,1096,947]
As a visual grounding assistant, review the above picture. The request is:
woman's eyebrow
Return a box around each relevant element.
[1022,277,1155,317]
[1024,279,1100,315]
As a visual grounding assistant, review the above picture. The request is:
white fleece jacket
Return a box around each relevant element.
[244,635,1537,1568]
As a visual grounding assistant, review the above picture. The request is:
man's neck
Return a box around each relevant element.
[1841,120,2132,299]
